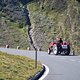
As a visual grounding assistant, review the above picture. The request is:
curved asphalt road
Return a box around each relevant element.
[0,48,80,80]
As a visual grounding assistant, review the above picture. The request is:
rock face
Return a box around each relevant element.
[0,0,80,54]
[27,0,80,54]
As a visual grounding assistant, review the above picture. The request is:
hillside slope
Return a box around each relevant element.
[0,0,29,49]
[28,0,80,54]
[0,0,80,54]
[0,51,41,80]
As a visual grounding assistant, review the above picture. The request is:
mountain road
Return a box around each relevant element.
[0,48,80,80]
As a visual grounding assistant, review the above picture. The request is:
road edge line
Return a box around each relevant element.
[39,64,49,80]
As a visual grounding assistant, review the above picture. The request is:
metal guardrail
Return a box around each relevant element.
[28,65,45,80]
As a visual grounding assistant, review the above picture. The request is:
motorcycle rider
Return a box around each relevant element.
[48,36,63,54]
[56,37,63,44]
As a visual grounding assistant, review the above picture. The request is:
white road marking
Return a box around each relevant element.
[39,64,49,80]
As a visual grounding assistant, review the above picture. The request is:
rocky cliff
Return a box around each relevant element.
[28,0,80,54]
[0,0,80,54]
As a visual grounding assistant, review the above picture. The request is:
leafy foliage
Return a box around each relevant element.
[0,0,32,48]
[0,0,30,26]
[19,0,31,5]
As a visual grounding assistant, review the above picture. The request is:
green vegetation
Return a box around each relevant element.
[0,51,42,80]
[0,0,80,54]
[0,0,30,49]
[27,0,80,54]
[0,17,29,49]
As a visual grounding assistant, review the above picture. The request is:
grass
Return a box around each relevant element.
[0,23,29,49]
[0,52,42,80]
[27,0,80,54]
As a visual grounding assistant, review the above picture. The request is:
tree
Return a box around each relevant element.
[19,0,33,5]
